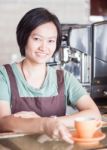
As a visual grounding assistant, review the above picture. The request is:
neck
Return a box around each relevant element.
[21,59,47,80]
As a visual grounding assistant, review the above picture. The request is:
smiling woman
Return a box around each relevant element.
[0,7,101,144]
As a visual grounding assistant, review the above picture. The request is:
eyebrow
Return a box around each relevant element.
[32,33,57,39]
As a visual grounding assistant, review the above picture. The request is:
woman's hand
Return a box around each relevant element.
[43,117,73,144]
[13,111,41,118]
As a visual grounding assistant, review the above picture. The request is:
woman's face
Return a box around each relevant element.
[25,22,57,64]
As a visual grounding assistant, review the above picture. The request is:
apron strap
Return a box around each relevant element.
[56,69,64,93]
[4,64,20,99]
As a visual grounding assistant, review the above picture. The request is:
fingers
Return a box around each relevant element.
[58,126,74,144]
[52,124,74,144]
[52,129,59,140]
[60,133,73,144]
[43,118,74,144]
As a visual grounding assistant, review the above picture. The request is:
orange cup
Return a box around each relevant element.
[75,117,102,139]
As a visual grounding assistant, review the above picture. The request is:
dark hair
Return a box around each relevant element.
[16,7,62,56]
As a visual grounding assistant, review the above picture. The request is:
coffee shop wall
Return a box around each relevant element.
[0,0,90,65]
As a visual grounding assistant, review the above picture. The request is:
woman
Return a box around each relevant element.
[0,8,101,144]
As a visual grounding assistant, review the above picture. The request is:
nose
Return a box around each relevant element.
[39,40,48,51]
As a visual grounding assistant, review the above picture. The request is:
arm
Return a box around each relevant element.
[58,95,101,127]
[0,101,47,134]
[61,71,101,127]
[0,101,73,144]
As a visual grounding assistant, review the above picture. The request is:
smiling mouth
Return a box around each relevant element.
[36,52,48,57]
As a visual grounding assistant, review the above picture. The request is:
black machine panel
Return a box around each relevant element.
[94,59,107,79]
[91,21,107,99]
[93,21,107,62]
[92,21,107,85]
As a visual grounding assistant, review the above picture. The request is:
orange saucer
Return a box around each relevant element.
[72,130,106,145]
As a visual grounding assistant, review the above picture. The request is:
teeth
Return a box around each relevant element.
[36,53,47,56]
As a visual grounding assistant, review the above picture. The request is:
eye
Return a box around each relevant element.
[33,36,42,41]
[34,37,40,41]
[48,39,56,43]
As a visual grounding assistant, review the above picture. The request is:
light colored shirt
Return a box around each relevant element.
[0,63,87,107]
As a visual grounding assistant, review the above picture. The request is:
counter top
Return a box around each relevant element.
[0,117,107,150]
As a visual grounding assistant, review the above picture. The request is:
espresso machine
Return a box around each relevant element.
[61,24,92,94]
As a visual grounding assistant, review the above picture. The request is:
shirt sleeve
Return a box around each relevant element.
[64,70,88,106]
[0,66,11,102]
